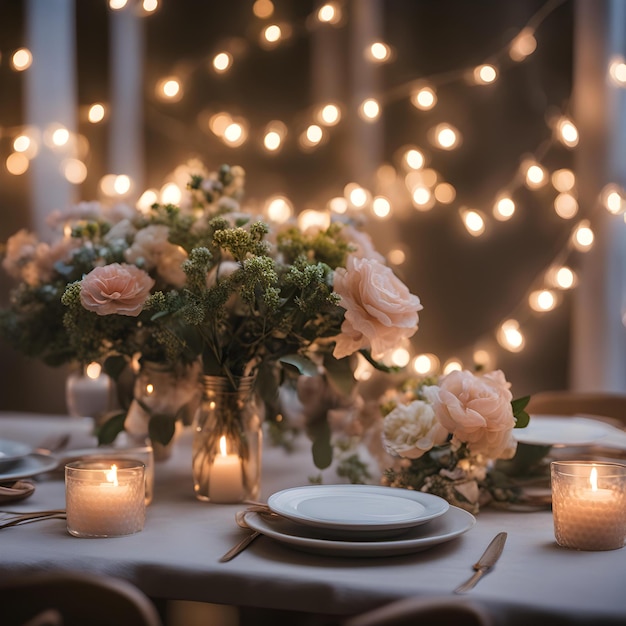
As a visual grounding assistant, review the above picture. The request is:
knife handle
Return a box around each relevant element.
[219,531,260,562]
[454,568,486,594]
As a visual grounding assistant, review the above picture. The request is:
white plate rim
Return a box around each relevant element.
[0,438,33,465]
[0,453,58,481]
[244,506,475,557]
[515,415,621,447]
[267,485,449,532]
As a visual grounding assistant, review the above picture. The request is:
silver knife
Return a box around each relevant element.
[454,531,507,593]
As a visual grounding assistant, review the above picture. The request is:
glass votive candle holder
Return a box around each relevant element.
[551,461,626,551]
[65,460,146,538]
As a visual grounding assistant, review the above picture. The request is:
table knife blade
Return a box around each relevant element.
[454,531,507,593]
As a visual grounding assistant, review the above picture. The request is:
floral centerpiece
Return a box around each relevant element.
[1,161,423,472]
[379,369,530,513]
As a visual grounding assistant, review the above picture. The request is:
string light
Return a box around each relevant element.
[13,135,31,153]
[523,160,547,188]
[411,186,434,210]
[497,319,525,352]
[601,184,626,215]
[410,85,437,111]
[299,124,324,150]
[372,196,391,218]
[390,346,411,367]
[208,112,232,137]
[572,220,594,251]
[317,3,341,25]
[6,153,29,175]
[317,103,341,126]
[472,64,498,85]
[137,189,159,213]
[545,265,577,290]
[528,289,557,312]
[62,158,87,184]
[387,248,406,265]
[442,358,463,374]
[345,183,369,209]
[50,126,70,148]
[551,168,575,192]
[555,116,579,147]
[113,174,132,195]
[403,148,425,170]
[253,0,274,19]
[609,56,626,86]
[142,0,158,13]
[358,98,380,121]
[509,28,537,61]
[160,182,182,204]
[412,353,440,376]
[265,195,293,223]
[367,42,392,63]
[472,348,494,370]
[223,120,248,147]
[553,192,578,219]
[493,196,516,221]
[429,123,460,150]
[156,77,182,101]
[298,209,331,231]
[460,208,486,236]
[11,48,32,71]
[88,103,106,123]
[212,52,233,73]
[261,24,283,46]
[434,182,456,204]
[263,121,287,152]
[109,0,127,9]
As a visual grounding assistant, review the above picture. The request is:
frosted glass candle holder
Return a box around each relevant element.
[65,460,145,538]
[551,461,626,551]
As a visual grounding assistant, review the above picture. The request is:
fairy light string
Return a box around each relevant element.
[1,0,625,371]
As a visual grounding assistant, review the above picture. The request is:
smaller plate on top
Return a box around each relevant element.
[0,439,33,470]
[514,415,620,447]
[0,454,58,482]
[267,485,449,538]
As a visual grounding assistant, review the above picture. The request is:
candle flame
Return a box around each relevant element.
[86,362,102,380]
[589,466,598,491]
[219,435,227,457]
[106,464,119,487]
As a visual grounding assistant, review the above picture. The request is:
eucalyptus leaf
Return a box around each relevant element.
[279,354,319,377]
[310,419,333,469]
[148,413,176,445]
[96,412,126,446]
[323,353,356,397]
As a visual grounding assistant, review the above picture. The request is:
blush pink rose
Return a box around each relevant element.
[332,255,422,359]
[423,369,517,459]
[79,263,155,316]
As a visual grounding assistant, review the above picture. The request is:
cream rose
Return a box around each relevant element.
[332,255,422,359]
[382,400,448,459]
[423,369,517,459]
[79,263,155,316]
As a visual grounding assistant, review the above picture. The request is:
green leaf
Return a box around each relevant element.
[309,419,333,469]
[96,412,127,445]
[279,354,319,377]
[323,353,356,397]
[511,395,530,415]
[148,413,177,446]
[514,410,530,429]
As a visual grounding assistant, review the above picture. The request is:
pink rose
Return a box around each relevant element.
[332,255,422,359]
[423,369,517,459]
[79,263,155,316]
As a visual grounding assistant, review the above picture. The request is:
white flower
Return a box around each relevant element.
[382,400,448,459]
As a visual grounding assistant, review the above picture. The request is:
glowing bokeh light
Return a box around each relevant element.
[266,196,293,223]
[411,86,437,111]
[359,98,380,121]
[12,48,32,71]
[88,103,106,123]
[6,153,29,175]
[493,196,515,221]
[554,193,578,219]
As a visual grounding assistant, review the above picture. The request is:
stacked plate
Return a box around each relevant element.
[243,484,475,557]
[0,438,58,482]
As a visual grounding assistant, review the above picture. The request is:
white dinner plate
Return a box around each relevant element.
[244,506,475,557]
[0,453,58,482]
[267,485,449,537]
[0,438,33,470]
[515,415,622,447]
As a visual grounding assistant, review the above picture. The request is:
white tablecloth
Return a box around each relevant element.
[1,413,625,625]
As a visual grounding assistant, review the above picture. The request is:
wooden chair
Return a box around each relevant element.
[342,596,493,626]
[526,390,626,427]
[0,571,162,626]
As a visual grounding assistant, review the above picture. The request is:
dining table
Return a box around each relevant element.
[1,411,625,626]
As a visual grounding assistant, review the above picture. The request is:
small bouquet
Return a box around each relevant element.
[380,369,530,513]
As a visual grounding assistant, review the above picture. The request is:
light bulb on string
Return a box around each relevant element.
[509,28,537,61]
[345,183,370,209]
[472,348,494,371]
[142,0,158,13]
[472,64,498,85]
[160,182,182,205]
[388,248,406,265]
[497,319,525,352]
[298,209,331,232]
[460,208,486,237]
[299,124,324,150]
[212,52,233,73]
[262,120,287,153]
[434,182,456,204]
[372,196,391,218]
[552,168,575,192]
[261,23,287,48]
[390,346,411,368]
[410,85,437,111]
[156,77,182,102]
[13,135,31,153]
[402,147,425,170]
[253,0,274,19]
[546,265,577,290]
[601,184,626,215]
[411,186,434,211]
[11,48,32,71]
[208,112,232,137]
[62,159,87,184]
[359,98,380,122]
[109,0,127,8]
[328,197,348,214]
[6,153,29,175]
[555,117,579,147]
[412,353,440,376]
[523,160,547,188]
[554,193,578,219]
[366,42,392,63]
[429,123,460,150]
[493,196,516,221]
[137,189,159,213]
[317,103,341,126]
[223,120,248,147]
[572,220,594,251]
[529,289,558,312]
[443,358,463,375]
[113,175,132,196]
[88,103,106,123]
[265,195,293,223]
[609,56,626,86]
[317,2,341,25]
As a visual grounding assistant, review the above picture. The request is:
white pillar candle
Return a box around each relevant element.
[551,461,626,551]
[65,362,113,419]
[65,460,145,537]
[209,435,244,503]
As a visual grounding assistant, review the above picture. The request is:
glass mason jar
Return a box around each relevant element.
[192,375,262,503]
[125,359,202,461]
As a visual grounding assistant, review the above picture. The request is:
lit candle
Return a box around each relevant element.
[65,460,145,537]
[551,461,626,551]
[209,436,244,503]
[65,362,113,419]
